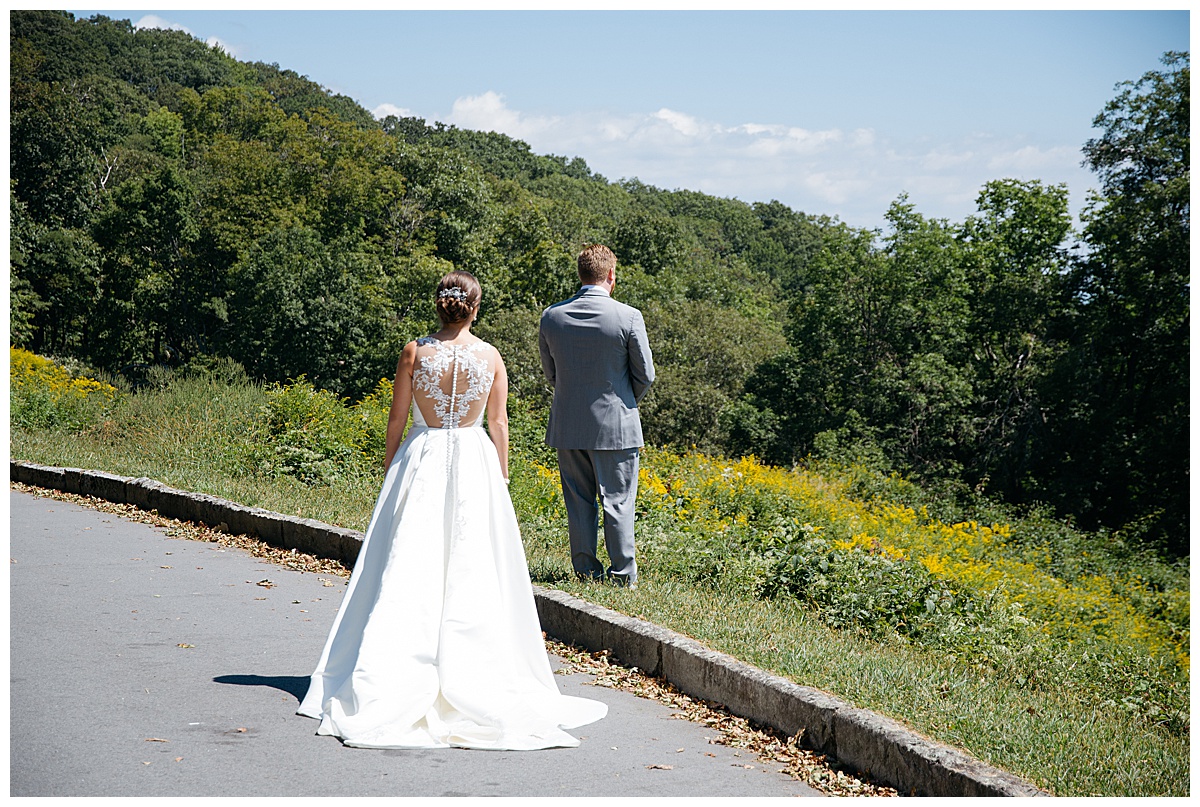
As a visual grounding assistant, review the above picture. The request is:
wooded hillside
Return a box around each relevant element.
[9,11,1189,554]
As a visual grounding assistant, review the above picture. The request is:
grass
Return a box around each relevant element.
[9,370,1190,797]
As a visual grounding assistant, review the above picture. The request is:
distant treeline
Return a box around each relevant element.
[9,11,1189,554]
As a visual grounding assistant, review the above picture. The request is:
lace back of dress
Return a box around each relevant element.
[411,338,494,429]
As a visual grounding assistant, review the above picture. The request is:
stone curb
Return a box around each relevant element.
[10,460,1047,797]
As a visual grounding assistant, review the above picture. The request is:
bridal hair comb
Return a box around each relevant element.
[438,287,469,302]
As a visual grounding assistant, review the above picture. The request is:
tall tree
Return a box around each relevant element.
[958,179,1073,498]
[1042,52,1189,552]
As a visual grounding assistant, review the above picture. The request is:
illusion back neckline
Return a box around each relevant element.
[411,337,494,429]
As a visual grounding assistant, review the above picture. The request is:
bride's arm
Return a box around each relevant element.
[383,341,418,470]
[485,348,510,481]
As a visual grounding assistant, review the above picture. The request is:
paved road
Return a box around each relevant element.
[10,490,819,797]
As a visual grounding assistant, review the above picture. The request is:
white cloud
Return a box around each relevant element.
[653,108,705,138]
[374,103,414,120]
[433,92,1092,230]
[987,144,1078,174]
[446,91,559,141]
[920,148,976,172]
[737,123,784,137]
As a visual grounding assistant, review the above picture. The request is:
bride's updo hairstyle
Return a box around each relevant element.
[435,271,482,325]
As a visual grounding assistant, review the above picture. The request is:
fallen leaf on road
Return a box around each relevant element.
[177,643,195,648]
[160,565,173,569]
[645,764,674,770]
[236,727,247,733]
[676,748,685,753]
[733,764,755,769]
[145,738,169,743]
[174,757,183,762]
[142,761,151,765]
[256,579,276,588]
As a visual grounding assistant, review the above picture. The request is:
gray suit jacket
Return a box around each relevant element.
[539,288,655,450]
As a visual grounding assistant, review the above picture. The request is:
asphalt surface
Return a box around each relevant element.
[10,490,820,797]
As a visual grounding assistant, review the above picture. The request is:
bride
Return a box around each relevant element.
[297,271,607,750]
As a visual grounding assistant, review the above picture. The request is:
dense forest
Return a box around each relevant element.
[9,11,1189,555]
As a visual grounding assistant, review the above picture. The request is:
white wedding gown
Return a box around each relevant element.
[297,337,607,749]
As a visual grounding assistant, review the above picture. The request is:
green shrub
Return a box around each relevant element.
[10,347,119,431]
[246,377,388,484]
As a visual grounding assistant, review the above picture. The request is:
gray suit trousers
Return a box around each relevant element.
[556,447,639,585]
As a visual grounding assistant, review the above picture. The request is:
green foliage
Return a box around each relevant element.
[7,9,1187,561]
[244,377,391,485]
[10,347,119,432]
[1040,52,1190,554]
[762,532,971,637]
[245,61,379,128]
[225,228,370,393]
[636,299,787,451]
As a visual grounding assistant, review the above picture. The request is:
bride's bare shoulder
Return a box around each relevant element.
[398,339,422,364]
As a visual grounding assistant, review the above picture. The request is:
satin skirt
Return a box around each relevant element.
[297,425,607,749]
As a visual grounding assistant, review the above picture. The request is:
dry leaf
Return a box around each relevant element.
[176,643,195,648]
[160,565,173,569]
[145,738,169,743]
[645,764,674,770]
[174,757,183,762]
[236,727,248,733]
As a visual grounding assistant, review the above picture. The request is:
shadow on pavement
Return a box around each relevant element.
[214,674,310,701]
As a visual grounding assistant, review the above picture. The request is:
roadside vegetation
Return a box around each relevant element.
[10,11,1188,797]
[10,353,1189,796]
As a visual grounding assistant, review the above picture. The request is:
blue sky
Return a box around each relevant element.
[66,6,1189,231]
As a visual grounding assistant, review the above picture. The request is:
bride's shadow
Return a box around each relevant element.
[214,674,309,702]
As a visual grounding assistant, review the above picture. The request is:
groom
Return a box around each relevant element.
[538,244,655,588]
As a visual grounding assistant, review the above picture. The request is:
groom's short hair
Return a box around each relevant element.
[577,244,616,284]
